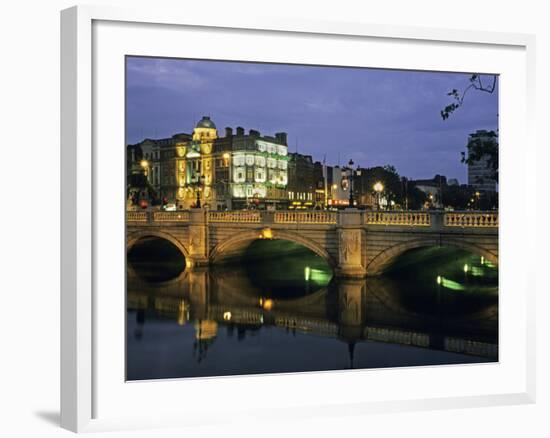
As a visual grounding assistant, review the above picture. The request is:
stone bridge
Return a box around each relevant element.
[126,209,498,277]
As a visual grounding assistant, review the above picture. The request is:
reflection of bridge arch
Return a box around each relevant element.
[209,229,337,269]
[366,237,498,275]
[126,261,188,289]
[126,230,190,260]
[365,276,498,323]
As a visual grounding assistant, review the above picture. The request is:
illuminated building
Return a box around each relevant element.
[218,127,289,210]
[127,117,289,210]
[128,131,194,206]
[127,116,218,209]
[177,116,217,208]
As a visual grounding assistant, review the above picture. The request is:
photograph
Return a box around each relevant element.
[125,56,499,381]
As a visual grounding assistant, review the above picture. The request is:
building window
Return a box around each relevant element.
[234,167,246,183]
[278,145,288,156]
[233,154,245,166]
[255,168,266,182]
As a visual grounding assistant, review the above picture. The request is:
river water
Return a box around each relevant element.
[126,240,498,381]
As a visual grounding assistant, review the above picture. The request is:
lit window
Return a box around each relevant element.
[233,154,245,166]
[255,156,266,167]
[255,168,266,182]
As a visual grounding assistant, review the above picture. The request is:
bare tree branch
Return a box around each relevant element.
[441,74,497,120]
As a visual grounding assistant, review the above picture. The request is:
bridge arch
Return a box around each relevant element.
[209,228,337,269]
[366,237,498,276]
[126,230,190,260]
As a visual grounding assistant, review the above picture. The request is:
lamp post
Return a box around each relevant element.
[373,181,384,210]
[348,159,354,207]
[140,159,149,178]
[355,166,362,206]
[223,152,231,210]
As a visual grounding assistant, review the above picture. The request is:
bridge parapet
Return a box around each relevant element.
[444,212,498,228]
[365,211,431,227]
[208,210,262,223]
[207,210,338,225]
[126,210,190,224]
[127,211,148,223]
[274,211,337,224]
[153,211,190,222]
[364,210,498,232]
[128,209,498,229]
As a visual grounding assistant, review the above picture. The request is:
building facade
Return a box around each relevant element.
[287,152,315,209]
[225,128,289,210]
[127,117,290,210]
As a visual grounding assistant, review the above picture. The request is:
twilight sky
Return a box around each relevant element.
[126,56,498,183]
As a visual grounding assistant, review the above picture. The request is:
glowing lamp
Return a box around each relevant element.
[259,228,273,239]
[373,181,384,193]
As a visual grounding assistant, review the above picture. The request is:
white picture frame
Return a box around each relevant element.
[60,4,536,433]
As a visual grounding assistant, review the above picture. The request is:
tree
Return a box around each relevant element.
[441,74,499,184]
[441,184,474,210]
[407,186,427,210]
[440,74,497,120]
[461,131,499,182]
[354,165,425,208]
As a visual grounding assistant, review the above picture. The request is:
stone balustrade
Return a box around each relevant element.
[127,209,499,229]
[444,212,498,228]
[153,211,190,222]
[126,211,148,223]
[207,210,262,223]
[365,211,431,226]
[274,211,337,224]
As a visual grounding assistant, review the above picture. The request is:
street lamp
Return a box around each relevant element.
[373,181,384,210]
[222,152,231,209]
[140,159,149,177]
[348,159,355,207]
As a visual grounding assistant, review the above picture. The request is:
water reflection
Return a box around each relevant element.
[126,246,498,381]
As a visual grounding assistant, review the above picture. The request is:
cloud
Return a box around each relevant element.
[126,57,205,92]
